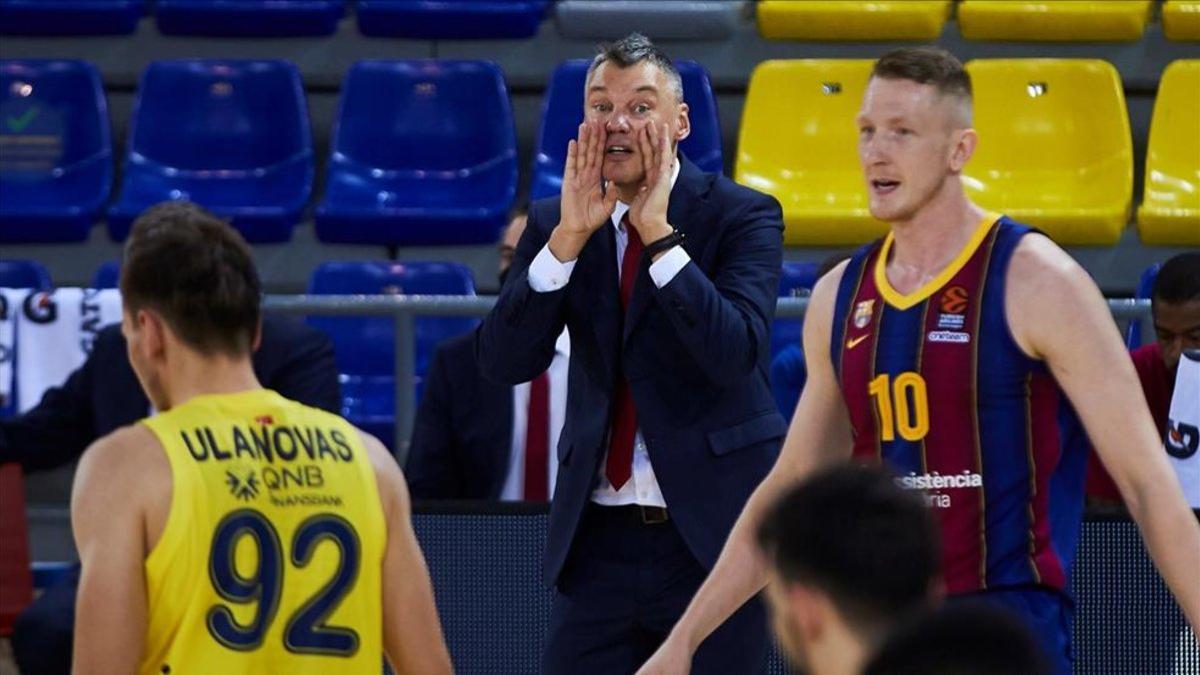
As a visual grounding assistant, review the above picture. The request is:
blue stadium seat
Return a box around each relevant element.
[91,261,120,289]
[1127,264,1160,349]
[773,261,818,359]
[531,59,723,200]
[356,0,548,39]
[307,261,479,449]
[156,1,345,37]
[315,60,517,246]
[0,0,143,36]
[108,60,313,243]
[0,60,111,243]
[0,259,52,289]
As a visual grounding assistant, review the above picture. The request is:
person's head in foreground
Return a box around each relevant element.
[755,464,941,675]
[119,200,261,412]
[584,32,691,196]
[862,604,1052,675]
[858,47,975,225]
[499,204,529,287]
[1151,252,1200,374]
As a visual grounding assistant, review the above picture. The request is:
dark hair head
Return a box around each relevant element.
[120,200,261,357]
[1152,252,1200,305]
[755,463,939,632]
[871,47,973,124]
[863,605,1053,675]
[587,32,684,102]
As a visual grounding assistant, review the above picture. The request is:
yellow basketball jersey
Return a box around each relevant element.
[139,389,386,675]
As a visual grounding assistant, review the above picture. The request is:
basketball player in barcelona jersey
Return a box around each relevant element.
[640,48,1200,674]
[69,202,452,675]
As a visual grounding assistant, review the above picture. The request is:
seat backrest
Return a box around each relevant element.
[531,59,721,198]
[331,60,514,173]
[127,60,310,172]
[965,59,1131,184]
[0,259,52,289]
[0,59,110,177]
[774,261,818,358]
[92,260,120,289]
[1126,263,1161,349]
[307,261,478,377]
[0,463,33,637]
[1143,60,1200,206]
[736,59,874,194]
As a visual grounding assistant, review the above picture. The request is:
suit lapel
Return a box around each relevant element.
[622,157,708,343]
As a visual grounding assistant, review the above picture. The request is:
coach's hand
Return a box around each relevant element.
[635,633,692,675]
[628,122,675,255]
[549,119,618,263]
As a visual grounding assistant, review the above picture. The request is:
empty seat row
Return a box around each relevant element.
[758,0,1200,42]
[0,1,551,39]
[737,58,1199,246]
[0,58,721,246]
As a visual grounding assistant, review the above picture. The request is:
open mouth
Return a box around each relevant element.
[606,144,634,156]
[871,179,900,195]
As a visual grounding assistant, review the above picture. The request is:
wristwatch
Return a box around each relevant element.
[643,229,686,259]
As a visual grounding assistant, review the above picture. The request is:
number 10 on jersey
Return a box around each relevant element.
[868,372,930,442]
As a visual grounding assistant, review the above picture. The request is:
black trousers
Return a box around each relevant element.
[12,563,78,675]
[544,504,768,675]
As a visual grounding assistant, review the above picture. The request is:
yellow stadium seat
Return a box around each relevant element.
[958,1,1153,42]
[735,60,887,246]
[964,60,1133,245]
[1138,60,1200,245]
[756,1,951,41]
[1164,1,1200,41]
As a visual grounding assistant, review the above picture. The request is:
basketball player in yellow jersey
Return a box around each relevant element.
[68,201,453,675]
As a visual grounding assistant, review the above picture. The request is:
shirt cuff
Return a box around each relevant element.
[649,245,691,289]
[527,244,577,293]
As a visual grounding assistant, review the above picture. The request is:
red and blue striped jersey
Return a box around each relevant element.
[831,214,1086,594]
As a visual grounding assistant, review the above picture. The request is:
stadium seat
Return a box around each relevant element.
[957,1,1153,42]
[108,60,313,243]
[307,261,478,449]
[554,0,743,40]
[773,261,818,359]
[92,260,120,289]
[736,59,887,246]
[356,0,548,39]
[0,464,33,636]
[756,1,951,41]
[0,60,111,243]
[965,59,1133,245]
[156,0,345,37]
[1126,264,1159,349]
[315,60,517,246]
[0,0,143,36]
[1164,1,1200,41]
[0,259,51,289]
[1137,60,1200,245]
[530,59,723,201]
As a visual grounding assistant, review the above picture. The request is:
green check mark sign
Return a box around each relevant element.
[6,106,40,133]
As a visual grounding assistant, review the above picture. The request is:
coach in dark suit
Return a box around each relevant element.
[0,314,339,675]
[477,35,786,673]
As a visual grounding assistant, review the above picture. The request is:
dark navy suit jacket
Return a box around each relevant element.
[477,156,787,586]
[407,331,513,500]
[0,316,340,471]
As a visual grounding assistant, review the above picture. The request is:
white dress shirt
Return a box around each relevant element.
[526,161,687,508]
[499,327,570,501]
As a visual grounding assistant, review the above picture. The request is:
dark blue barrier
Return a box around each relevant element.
[413,505,1198,675]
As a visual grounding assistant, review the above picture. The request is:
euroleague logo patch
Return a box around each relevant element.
[940,286,969,314]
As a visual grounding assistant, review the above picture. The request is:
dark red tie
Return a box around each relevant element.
[606,214,643,489]
[523,371,550,501]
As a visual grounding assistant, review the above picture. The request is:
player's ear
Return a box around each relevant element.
[251,318,263,353]
[790,585,824,642]
[949,127,977,173]
[139,309,167,359]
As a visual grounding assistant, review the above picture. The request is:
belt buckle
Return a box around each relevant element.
[639,505,669,524]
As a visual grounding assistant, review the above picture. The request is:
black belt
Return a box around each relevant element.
[589,502,670,525]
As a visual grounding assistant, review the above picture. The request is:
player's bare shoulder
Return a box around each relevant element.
[805,259,851,340]
[77,424,169,491]
[355,428,411,523]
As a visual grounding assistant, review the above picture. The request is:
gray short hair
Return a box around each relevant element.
[586,33,684,103]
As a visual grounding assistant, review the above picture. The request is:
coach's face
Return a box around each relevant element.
[583,60,690,190]
[857,77,975,224]
[1153,298,1200,373]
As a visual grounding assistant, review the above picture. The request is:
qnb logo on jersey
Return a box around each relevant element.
[896,471,983,509]
[225,470,261,501]
[1166,419,1199,460]
[22,291,57,324]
